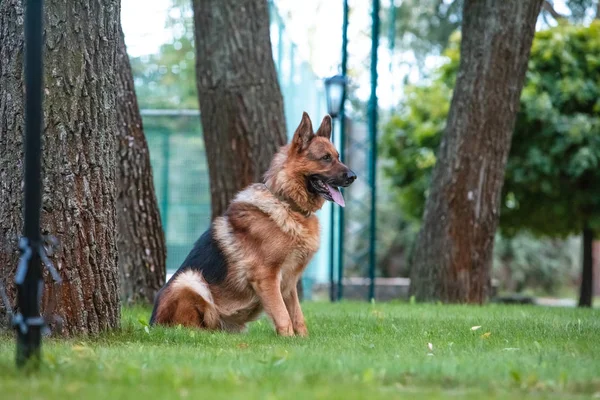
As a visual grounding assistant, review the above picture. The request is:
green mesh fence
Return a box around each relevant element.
[143,111,211,272]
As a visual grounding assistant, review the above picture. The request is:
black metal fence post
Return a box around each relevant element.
[15,0,45,369]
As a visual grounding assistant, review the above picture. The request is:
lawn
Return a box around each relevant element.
[1,302,599,399]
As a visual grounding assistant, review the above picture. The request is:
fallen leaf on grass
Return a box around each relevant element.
[426,342,434,356]
[481,332,491,339]
[72,344,87,352]
[273,357,286,367]
[237,342,249,349]
[72,343,95,358]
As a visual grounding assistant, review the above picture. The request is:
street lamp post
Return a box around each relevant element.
[324,75,346,121]
[324,74,347,302]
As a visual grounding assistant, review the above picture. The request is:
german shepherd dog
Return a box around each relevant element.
[150,112,356,336]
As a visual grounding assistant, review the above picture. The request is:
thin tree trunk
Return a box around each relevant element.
[0,0,121,335]
[542,1,566,20]
[409,0,543,303]
[578,226,594,307]
[116,26,167,305]
[191,0,287,220]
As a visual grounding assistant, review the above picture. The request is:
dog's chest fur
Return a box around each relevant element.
[210,184,320,324]
[226,183,320,252]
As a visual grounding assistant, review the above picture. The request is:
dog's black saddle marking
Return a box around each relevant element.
[177,227,228,285]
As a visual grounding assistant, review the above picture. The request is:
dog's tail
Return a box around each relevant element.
[150,270,219,329]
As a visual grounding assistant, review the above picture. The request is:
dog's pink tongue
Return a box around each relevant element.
[326,184,345,207]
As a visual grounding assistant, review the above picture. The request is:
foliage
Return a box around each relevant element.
[374,168,420,278]
[382,0,599,74]
[503,22,600,236]
[385,0,463,66]
[493,234,580,294]
[564,0,600,21]
[380,78,451,223]
[382,22,600,238]
[130,0,198,109]
[1,304,600,398]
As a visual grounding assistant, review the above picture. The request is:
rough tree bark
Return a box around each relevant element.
[578,226,594,307]
[116,26,167,305]
[409,0,544,303]
[0,0,121,334]
[191,0,287,220]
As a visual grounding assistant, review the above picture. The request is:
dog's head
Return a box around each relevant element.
[281,112,356,208]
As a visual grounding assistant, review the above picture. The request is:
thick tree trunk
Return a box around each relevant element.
[192,0,287,220]
[116,26,167,305]
[578,226,594,307]
[409,0,543,303]
[0,0,121,335]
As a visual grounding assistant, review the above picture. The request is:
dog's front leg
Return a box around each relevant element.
[283,282,308,337]
[252,275,294,336]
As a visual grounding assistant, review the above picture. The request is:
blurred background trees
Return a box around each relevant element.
[405,0,544,303]
[129,0,197,110]
[382,22,600,305]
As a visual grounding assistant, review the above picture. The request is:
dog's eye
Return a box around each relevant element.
[322,154,332,162]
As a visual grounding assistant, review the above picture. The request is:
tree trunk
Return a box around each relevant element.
[0,0,121,335]
[191,0,287,220]
[578,226,594,307]
[116,26,167,305]
[409,0,543,303]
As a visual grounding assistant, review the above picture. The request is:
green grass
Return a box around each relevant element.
[1,302,599,399]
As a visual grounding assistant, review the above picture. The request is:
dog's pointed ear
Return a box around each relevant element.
[291,111,314,152]
[315,115,332,140]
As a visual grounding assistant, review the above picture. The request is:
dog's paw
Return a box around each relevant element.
[294,324,308,337]
[276,324,294,337]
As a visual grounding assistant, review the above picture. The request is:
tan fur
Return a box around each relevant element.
[152,112,353,336]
